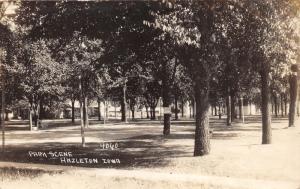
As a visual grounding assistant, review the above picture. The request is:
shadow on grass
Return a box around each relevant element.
[125,132,238,141]
[0,139,187,169]
[0,130,238,169]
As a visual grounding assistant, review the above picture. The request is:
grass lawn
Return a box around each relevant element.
[0,116,299,189]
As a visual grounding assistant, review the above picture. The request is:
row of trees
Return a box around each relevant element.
[0,1,299,156]
[147,0,300,155]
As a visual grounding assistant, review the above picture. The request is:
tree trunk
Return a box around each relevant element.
[175,96,178,120]
[80,100,85,147]
[29,107,33,131]
[214,106,217,116]
[121,84,127,122]
[131,109,135,120]
[83,100,86,125]
[226,92,232,126]
[297,98,300,117]
[218,104,221,119]
[231,94,236,121]
[239,98,242,119]
[162,76,171,136]
[194,80,210,156]
[34,111,38,127]
[281,94,284,117]
[79,76,85,147]
[274,94,278,118]
[152,107,156,120]
[71,100,75,123]
[121,99,125,121]
[289,65,298,127]
[271,102,274,115]
[261,69,272,144]
[97,100,101,121]
[33,101,40,128]
[149,108,153,119]
[189,101,192,118]
[192,98,195,118]
[181,99,184,118]
[163,113,171,135]
[277,101,280,117]
[284,96,287,116]
[146,106,149,119]
[83,96,89,128]
[249,100,252,115]
[240,97,244,123]
[103,100,106,125]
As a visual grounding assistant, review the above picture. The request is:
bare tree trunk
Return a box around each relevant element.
[271,101,274,115]
[226,92,232,126]
[162,75,171,136]
[289,64,298,127]
[149,107,153,119]
[146,106,149,119]
[152,107,156,120]
[79,77,85,147]
[84,96,89,128]
[103,100,107,125]
[97,100,101,121]
[231,93,236,121]
[131,109,135,120]
[240,97,244,123]
[175,96,178,120]
[249,100,252,115]
[214,106,217,116]
[297,98,300,117]
[194,80,210,156]
[71,100,75,123]
[218,104,221,119]
[192,98,195,118]
[29,107,33,131]
[281,94,284,117]
[181,99,184,118]
[274,94,278,118]
[80,100,85,147]
[284,95,288,116]
[33,101,40,129]
[261,69,272,144]
[83,100,86,125]
[121,84,127,122]
[120,99,125,121]
[189,101,192,118]
[277,100,280,117]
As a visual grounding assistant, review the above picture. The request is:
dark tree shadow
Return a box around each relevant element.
[0,140,188,169]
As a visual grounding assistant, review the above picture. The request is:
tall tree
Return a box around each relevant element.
[7,39,65,129]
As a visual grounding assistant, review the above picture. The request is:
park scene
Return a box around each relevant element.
[0,1,300,189]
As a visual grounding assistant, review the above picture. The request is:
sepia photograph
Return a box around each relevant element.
[0,0,300,189]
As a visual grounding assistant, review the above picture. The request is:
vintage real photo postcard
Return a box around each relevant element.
[0,1,300,189]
